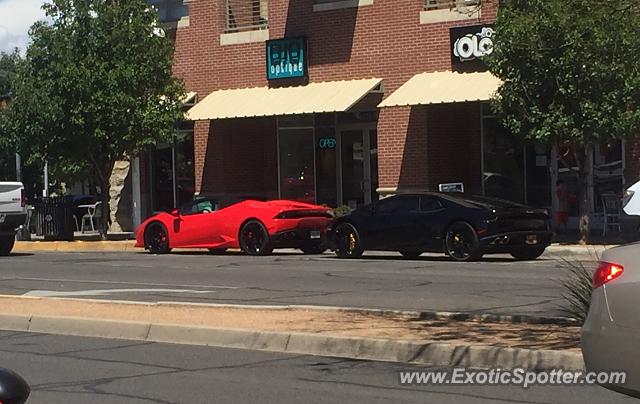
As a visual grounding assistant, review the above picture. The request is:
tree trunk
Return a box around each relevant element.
[97,161,115,241]
[576,144,594,245]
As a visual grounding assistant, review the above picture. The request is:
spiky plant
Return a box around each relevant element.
[555,255,598,324]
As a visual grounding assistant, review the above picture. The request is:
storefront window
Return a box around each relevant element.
[315,126,337,206]
[594,140,624,213]
[150,132,195,212]
[482,106,551,208]
[279,128,316,203]
[174,132,196,207]
[483,117,526,204]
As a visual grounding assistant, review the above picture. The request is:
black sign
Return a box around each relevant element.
[450,25,494,71]
[266,37,308,80]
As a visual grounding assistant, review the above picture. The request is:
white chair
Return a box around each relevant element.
[601,194,622,236]
[80,201,102,233]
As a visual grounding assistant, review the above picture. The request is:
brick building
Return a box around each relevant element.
[138,0,638,230]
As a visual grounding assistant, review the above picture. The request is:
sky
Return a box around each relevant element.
[0,0,46,54]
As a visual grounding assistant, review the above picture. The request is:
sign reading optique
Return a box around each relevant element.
[266,37,307,80]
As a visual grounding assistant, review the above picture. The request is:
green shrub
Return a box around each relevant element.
[333,205,352,217]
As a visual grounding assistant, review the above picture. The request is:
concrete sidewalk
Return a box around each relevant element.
[12,239,614,258]
[0,295,583,371]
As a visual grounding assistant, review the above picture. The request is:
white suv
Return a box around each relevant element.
[623,180,640,216]
[0,182,27,256]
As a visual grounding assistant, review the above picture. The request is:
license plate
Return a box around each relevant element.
[0,214,5,224]
[310,230,321,239]
[526,235,538,245]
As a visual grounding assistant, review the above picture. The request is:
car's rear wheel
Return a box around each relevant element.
[145,223,171,254]
[334,222,363,258]
[510,246,546,260]
[300,245,327,255]
[399,250,423,259]
[445,222,482,262]
[0,235,15,256]
[239,220,273,256]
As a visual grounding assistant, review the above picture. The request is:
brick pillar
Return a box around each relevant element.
[193,119,211,194]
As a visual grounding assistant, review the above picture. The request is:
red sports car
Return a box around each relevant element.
[135,196,333,255]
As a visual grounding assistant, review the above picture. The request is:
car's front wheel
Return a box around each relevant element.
[510,246,546,260]
[145,223,171,254]
[0,235,15,256]
[334,222,364,258]
[444,222,482,262]
[239,220,273,256]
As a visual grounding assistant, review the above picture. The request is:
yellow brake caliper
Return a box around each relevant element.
[349,233,356,251]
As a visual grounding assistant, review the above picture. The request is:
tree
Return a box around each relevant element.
[0,50,21,181]
[7,0,184,238]
[486,0,640,243]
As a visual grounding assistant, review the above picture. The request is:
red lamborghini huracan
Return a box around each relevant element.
[135,196,333,255]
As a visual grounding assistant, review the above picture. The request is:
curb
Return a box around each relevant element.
[13,241,613,256]
[0,313,584,371]
[13,241,137,253]
[0,296,579,326]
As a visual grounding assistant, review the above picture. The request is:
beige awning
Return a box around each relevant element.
[186,78,383,120]
[378,71,502,107]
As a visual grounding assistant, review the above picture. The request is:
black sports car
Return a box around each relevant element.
[328,192,553,261]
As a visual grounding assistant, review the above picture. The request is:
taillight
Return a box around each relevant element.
[593,261,624,289]
[275,210,333,219]
[20,189,25,208]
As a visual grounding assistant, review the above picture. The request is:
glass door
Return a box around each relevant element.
[339,127,378,208]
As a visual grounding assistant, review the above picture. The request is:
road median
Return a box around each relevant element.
[0,295,584,371]
[13,240,612,259]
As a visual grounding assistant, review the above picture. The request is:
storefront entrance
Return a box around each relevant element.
[277,113,379,208]
[339,126,378,208]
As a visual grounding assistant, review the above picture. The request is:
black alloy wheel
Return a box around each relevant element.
[239,220,273,256]
[444,221,482,262]
[0,235,15,256]
[145,223,171,254]
[334,222,364,258]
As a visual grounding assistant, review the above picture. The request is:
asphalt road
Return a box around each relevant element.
[0,331,632,404]
[0,251,585,316]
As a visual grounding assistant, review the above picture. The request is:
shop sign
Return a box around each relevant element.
[450,25,494,68]
[318,137,336,149]
[266,37,308,80]
[439,182,465,193]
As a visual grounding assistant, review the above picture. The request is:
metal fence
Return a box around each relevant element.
[424,0,480,10]
[225,0,269,33]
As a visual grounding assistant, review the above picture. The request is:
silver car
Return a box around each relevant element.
[582,243,640,397]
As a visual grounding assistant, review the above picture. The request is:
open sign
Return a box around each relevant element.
[318,138,336,149]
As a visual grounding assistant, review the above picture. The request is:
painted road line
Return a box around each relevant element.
[23,288,220,297]
[1,277,240,290]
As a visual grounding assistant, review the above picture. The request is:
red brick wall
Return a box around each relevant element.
[426,103,482,193]
[196,117,278,199]
[175,0,497,196]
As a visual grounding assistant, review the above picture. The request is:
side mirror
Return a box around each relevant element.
[171,208,180,216]
[0,368,30,404]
